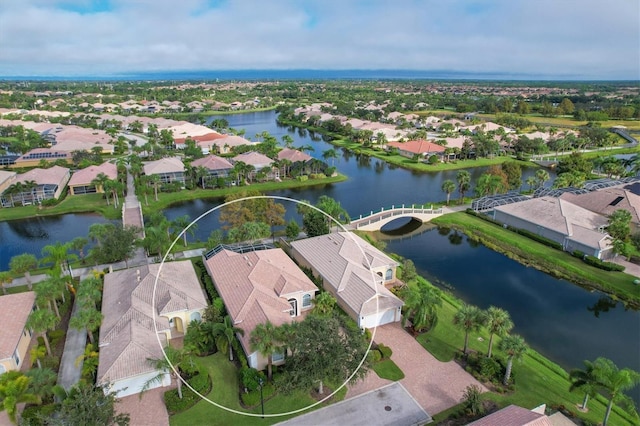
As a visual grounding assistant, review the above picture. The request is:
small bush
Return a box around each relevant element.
[478,357,502,382]
[164,372,211,415]
[21,403,57,425]
[239,367,264,392]
[378,343,392,359]
[583,255,625,272]
[297,175,308,182]
[309,173,326,179]
[368,349,382,363]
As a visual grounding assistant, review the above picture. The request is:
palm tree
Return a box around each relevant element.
[312,292,337,317]
[592,357,640,426]
[76,276,102,309]
[456,170,471,204]
[194,166,209,189]
[526,176,537,192]
[0,372,40,424]
[70,236,88,263]
[0,271,13,295]
[144,226,171,258]
[441,179,456,206]
[26,308,59,356]
[34,276,61,319]
[212,315,244,361]
[485,306,514,358]
[535,169,550,188]
[401,283,443,332]
[250,321,280,380]
[499,334,528,386]
[171,215,196,247]
[569,359,601,411]
[30,345,46,369]
[25,367,56,404]
[91,172,111,204]
[41,241,76,274]
[281,134,294,148]
[148,174,161,201]
[322,148,338,167]
[453,304,484,355]
[9,253,38,290]
[70,306,103,345]
[144,346,196,400]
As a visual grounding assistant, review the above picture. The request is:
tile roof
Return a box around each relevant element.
[68,162,117,186]
[204,248,318,355]
[468,404,553,426]
[173,132,226,145]
[277,148,312,163]
[290,232,403,319]
[561,185,640,224]
[97,261,208,386]
[232,151,274,168]
[0,292,36,360]
[16,165,70,186]
[388,140,445,155]
[191,155,234,171]
[143,157,185,175]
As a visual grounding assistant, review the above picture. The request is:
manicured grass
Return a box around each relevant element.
[432,212,640,307]
[0,193,121,221]
[142,174,348,215]
[170,353,347,426]
[416,287,637,425]
[371,359,405,381]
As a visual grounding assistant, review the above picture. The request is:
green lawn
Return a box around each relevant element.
[371,359,405,381]
[417,290,637,425]
[0,193,121,221]
[170,353,347,426]
[143,174,348,216]
[432,212,640,307]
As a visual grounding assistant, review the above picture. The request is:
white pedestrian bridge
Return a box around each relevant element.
[349,205,445,231]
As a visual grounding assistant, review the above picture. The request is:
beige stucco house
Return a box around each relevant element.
[68,162,117,195]
[0,165,70,207]
[204,247,318,370]
[0,292,36,374]
[288,232,404,329]
[97,261,208,397]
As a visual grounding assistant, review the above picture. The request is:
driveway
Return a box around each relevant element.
[369,323,487,415]
[116,385,172,426]
[277,382,431,426]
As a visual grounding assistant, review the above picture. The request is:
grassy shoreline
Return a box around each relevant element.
[415,284,637,425]
[431,211,640,307]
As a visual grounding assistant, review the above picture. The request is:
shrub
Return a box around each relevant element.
[49,329,66,345]
[239,367,264,393]
[582,255,625,272]
[462,384,485,416]
[478,357,502,382]
[21,403,57,425]
[297,175,308,182]
[164,372,212,414]
[368,349,382,363]
[378,343,393,359]
[310,173,326,179]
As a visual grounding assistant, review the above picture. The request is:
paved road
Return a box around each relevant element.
[277,383,431,426]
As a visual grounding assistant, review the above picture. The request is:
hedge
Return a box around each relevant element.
[164,372,212,415]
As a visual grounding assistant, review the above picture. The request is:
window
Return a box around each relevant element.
[288,299,297,317]
[385,268,393,281]
[302,294,311,308]
[272,352,285,362]
[13,349,20,367]
[0,364,5,375]
[190,312,202,322]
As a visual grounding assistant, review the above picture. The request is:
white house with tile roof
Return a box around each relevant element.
[142,157,185,185]
[289,232,404,329]
[97,261,208,397]
[68,162,117,195]
[204,248,318,370]
[0,292,36,374]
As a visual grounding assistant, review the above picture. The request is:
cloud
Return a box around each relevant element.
[0,0,638,78]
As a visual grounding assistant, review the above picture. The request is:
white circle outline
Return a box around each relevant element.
[152,195,382,418]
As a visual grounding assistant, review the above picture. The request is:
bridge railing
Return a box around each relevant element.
[351,204,443,225]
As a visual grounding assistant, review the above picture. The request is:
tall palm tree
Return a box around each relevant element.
[9,253,38,290]
[76,276,102,309]
[499,334,528,386]
[485,306,514,358]
[526,176,537,192]
[70,236,88,263]
[212,315,244,361]
[91,172,111,204]
[26,309,59,356]
[322,148,338,167]
[456,170,471,204]
[592,357,640,426]
[0,372,40,424]
[250,321,280,380]
[143,346,196,400]
[441,179,456,206]
[401,282,443,332]
[171,215,196,247]
[312,291,337,317]
[453,304,484,355]
[34,278,61,319]
[569,359,601,411]
[535,169,550,188]
[70,306,103,345]
[41,241,76,274]
[25,367,56,404]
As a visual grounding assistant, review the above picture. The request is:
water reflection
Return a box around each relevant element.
[587,296,623,318]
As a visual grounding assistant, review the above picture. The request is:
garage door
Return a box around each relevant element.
[361,308,396,329]
[110,371,170,398]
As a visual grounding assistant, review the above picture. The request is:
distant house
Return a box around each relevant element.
[143,157,185,185]
[468,404,558,426]
[204,248,318,370]
[289,232,404,329]
[277,148,312,164]
[0,165,70,207]
[0,170,17,194]
[191,155,234,183]
[68,162,117,195]
[207,135,253,155]
[97,261,208,397]
[12,148,72,168]
[232,151,278,181]
[561,182,640,225]
[173,132,226,152]
[0,292,36,374]
[493,197,613,259]
[387,140,445,159]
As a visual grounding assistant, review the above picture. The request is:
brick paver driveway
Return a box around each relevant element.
[116,386,172,426]
[368,323,486,415]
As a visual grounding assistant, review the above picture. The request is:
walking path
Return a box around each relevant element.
[56,299,87,392]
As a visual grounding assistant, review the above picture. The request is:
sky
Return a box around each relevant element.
[0,0,639,79]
